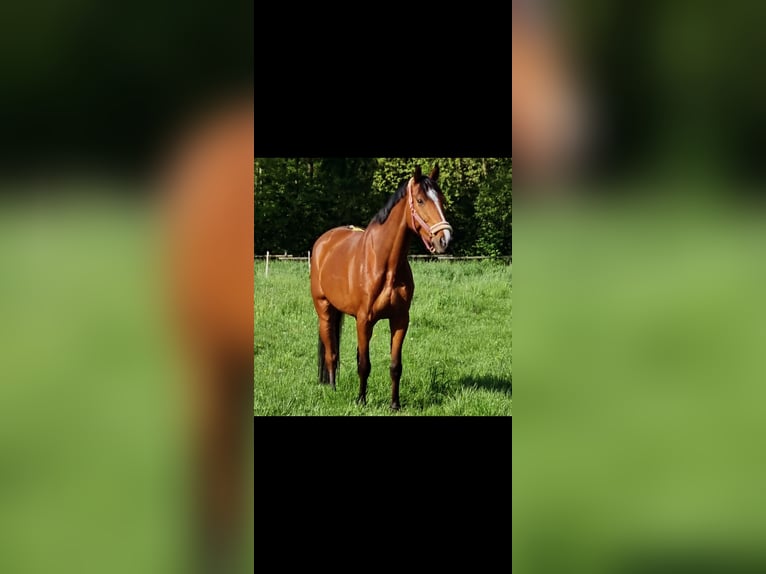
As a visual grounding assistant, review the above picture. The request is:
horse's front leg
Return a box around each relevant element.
[355,317,373,405]
[389,314,409,410]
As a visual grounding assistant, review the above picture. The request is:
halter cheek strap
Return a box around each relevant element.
[407,179,453,250]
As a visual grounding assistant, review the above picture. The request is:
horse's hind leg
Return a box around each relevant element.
[318,303,341,389]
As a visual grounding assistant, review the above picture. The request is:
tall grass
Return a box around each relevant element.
[254,259,512,416]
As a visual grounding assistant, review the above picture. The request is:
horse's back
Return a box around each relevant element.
[312,226,364,266]
[311,226,365,311]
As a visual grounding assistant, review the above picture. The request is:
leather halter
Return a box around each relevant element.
[407,178,453,252]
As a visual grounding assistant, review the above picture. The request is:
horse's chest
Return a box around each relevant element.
[372,282,411,316]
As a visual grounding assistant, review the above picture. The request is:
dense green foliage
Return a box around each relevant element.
[254,259,512,415]
[254,158,512,256]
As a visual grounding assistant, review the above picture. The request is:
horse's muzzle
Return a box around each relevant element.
[431,225,452,254]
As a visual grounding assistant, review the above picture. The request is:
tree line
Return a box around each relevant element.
[254,158,512,257]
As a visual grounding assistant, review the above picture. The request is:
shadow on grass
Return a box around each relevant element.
[457,375,512,396]
[405,371,512,411]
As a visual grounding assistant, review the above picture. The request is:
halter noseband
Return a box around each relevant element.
[407,178,453,251]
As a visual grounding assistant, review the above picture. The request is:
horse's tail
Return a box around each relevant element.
[318,312,344,384]
[317,333,328,384]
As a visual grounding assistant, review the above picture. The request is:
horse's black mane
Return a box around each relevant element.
[372,177,434,225]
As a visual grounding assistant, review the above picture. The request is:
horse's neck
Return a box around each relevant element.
[367,200,412,274]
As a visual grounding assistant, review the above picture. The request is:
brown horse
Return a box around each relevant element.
[161,95,253,572]
[310,165,452,410]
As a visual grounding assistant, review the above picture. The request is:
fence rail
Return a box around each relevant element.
[254,253,511,262]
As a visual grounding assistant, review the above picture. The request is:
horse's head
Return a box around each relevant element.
[408,164,452,254]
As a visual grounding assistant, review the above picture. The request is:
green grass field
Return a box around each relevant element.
[254,259,512,415]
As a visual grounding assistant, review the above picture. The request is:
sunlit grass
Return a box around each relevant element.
[254,259,512,416]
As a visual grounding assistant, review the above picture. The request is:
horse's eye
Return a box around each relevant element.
[417,199,424,205]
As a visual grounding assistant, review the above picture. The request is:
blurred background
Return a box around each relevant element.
[0,0,252,178]
[513,0,766,191]
[0,1,253,573]
[514,1,766,573]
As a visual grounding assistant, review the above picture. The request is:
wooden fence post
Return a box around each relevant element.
[265,251,270,277]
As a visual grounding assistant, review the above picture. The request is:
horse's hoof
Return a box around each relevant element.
[390,402,401,411]
[356,396,367,406]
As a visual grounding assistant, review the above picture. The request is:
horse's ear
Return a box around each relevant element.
[412,165,423,182]
[429,164,440,182]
